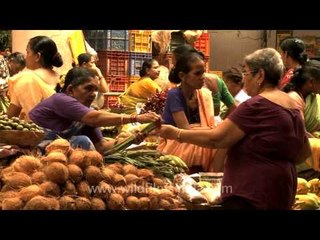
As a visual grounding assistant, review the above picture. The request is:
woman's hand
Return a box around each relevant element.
[159,124,180,140]
[136,112,160,123]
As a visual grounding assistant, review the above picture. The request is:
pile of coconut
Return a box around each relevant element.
[0,139,185,210]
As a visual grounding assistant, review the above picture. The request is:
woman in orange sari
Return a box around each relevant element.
[158,52,223,172]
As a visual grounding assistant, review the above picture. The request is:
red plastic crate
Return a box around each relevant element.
[106,75,130,92]
[129,30,152,53]
[193,32,210,56]
[104,95,119,108]
[97,51,129,76]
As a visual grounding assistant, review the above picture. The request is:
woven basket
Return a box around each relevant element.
[0,130,45,147]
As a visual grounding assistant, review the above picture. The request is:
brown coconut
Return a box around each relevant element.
[2,197,24,210]
[24,196,58,210]
[153,178,165,187]
[123,164,138,176]
[44,162,69,184]
[59,196,76,210]
[40,181,61,197]
[159,199,172,210]
[77,181,91,198]
[85,151,103,167]
[115,186,129,199]
[159,189,174,199]
[84,166,104,186]
[3,172,32,190]
[126,196,140,210]
[1,184,14,192]
[101,167,116,184]
[112,174,126,187]
[124,174,140,185]
[69,149,90,170]
[62,180,77,196]
[137,169,154,182]
[12,155,42,175]
[139,197,151,210]
[106,163,123,174]
[107,193,125,210]
[149,196,159,210]
[147,187,161,197]
[127,184,148,198]
[19,185,43,202]
[0,166,14,178]
[41,151,67,165]
[94,181,113,199]
[45,138,71,156]
[75,197,91,210]
[91,197,106,210]
[67,164,83,184]
[31,171,46,184]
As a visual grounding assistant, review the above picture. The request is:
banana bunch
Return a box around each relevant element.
[158,155,189,173]
[0,95,9,114]
[294,193,320,210]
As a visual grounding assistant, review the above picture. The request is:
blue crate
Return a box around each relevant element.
[129,52,152,76]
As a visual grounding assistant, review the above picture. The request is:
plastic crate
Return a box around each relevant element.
[193,32,210,56]
[129,30,152,53]
[129,52,152,76]
[104,95,119,108]
[106,75,130,92]
[97,51,129,76]
[85,30,129,51]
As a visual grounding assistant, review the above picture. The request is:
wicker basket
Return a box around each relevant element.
[0,130,45,147]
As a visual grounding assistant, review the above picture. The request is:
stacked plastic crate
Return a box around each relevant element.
[193,31,211,72]
[128,30,152,84]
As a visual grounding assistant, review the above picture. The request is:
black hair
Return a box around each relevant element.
[28,36,63,69]
[283,60,320,93]
[173,44,204,63]
[169,52,204,84]
[55,67,96,93]
[223,67,243,84]
[8,52,26,67]
[280,37,308,65]
[139,59,156,77]
[77,53,93,66]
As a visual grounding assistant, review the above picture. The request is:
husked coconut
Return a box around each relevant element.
[77,181,91,198]
[41,151,67,165]
[45,138,71,156]
[126,196,140,210]
[31,171,46,184]
[137,169,154,182]
[59,196,76,210]
[149,196,159,210]
[19,185,43,202]
[123,164,138,176]
[3,172,32,190]
[91,197,106,210]
[85,151,103,167]
[106,163,123,174]
[153,178,165,187]
[94,181,113,199]
[67,164,83,184]
[126,184,148,198]
[1,184,14,192]
[159,199,172,210]
[159,189,174,199]
[147,187,161,197]
[75,197,91,210]
[107,193,124,210]
[69,149,90,170]
[47,198,60,210]
[0,191,19,201]
[40,181,61,197]
[112,174,126,186]
[139,197,151,210]
[84,166,104,186]
[44,162,69,184]
[124,174,140,184]
[115,186,129,199]
[12,155,42,175]
[2,197,24,210]
[24,196,58,210]
[0,166,13,178]
[101,167,115,184]
[62,180,77,196]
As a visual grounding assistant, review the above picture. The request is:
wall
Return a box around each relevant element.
[209,30,263,71]
[12,30,77,75]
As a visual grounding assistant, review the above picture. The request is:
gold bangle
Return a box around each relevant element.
[120,114,124,125]
[177,129,183,142]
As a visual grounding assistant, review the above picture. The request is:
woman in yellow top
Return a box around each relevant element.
[120,59,161,113]
[7,36,63,121]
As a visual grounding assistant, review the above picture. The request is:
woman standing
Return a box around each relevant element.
[7,36,63,120]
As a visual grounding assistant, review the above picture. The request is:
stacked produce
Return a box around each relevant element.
[0,139,185,210]
[293,177,320,210]
[105,150,188,179]
[140,91,168,115]
[0,115,44,132]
